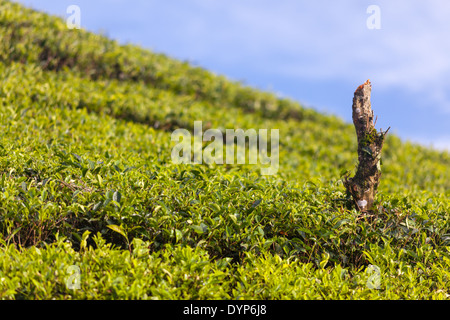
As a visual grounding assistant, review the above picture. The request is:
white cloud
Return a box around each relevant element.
[410,135,450,152]
[181,1,450,114]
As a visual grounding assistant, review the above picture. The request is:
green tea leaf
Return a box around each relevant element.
[107,224,128,241]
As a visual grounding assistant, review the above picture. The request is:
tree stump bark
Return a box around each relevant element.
[343,80,389,212]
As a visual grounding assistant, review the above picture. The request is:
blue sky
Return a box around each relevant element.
[14,0,450,151]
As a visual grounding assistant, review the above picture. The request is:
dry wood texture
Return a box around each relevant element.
[344,80,390,212]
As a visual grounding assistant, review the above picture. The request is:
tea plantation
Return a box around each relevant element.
[1,0,450,299]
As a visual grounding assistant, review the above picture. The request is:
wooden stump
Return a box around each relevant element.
[343,80,389,212]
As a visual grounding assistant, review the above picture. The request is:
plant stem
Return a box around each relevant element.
[344,80,390,212]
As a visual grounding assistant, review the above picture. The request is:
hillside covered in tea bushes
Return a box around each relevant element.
[0,0,450,299]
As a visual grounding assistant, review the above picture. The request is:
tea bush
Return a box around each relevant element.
[0,0,449,299]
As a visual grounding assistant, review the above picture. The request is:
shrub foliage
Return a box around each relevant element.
[0,0,449,299]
